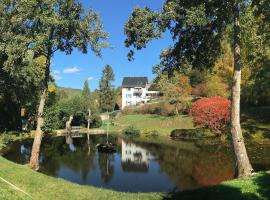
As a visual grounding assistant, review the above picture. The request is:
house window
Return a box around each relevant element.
[126,94,132,98]
[127,88,131,91]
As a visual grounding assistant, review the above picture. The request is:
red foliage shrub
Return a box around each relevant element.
[189,96,231,134]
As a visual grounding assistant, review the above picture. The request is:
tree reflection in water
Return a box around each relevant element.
[3,135,270,192]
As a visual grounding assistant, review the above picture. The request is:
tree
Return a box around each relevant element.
[1,1,47,131]
[156,73,191,115]
[204,75,229,98]
[82,80,91,100]
[99,65,115,112]
[0,0,108,170]
[124,1,263,177]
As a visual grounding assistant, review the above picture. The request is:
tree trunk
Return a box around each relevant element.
[231,2,253,177]
[29,88,47,170]
[87,108,91,132]
[29,48,52,170]
[66,115,73,131]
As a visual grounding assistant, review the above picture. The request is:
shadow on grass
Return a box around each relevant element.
[163,172,270,200]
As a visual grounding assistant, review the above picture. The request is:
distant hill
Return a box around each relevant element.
[58,87,82,98]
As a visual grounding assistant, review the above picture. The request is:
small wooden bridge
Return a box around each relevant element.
[57,126,106,138]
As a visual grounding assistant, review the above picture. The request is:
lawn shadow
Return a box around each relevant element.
[255,172,270,199]
[162,172,270,200]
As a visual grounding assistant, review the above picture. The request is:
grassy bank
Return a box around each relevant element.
[97,113,270,140]
[106,114,195,137]
[0,156,160,200]
[0,156,269,200]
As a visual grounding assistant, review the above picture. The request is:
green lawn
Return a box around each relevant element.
[0,156,269,200]
[0,156,160,200]
[107,114,195,137]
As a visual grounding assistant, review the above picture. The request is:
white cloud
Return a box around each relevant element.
[87,76,94,81]
[63,67,80,74]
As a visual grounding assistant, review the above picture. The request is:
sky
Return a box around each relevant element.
[51,0,172,90]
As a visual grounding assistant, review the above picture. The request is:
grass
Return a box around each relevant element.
[0,156,269,200]
[165,172,270,200]
[0,156,160,200]
[107,114,195,137]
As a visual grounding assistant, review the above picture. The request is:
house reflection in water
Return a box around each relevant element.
[121,140,155,172]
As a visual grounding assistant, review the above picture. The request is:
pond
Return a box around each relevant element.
[3,135,270,192]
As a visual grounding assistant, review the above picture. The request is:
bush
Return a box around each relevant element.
[122,126,140,136]
[90,114,102,128]
[189,96,231,134]
[170,129,202,140]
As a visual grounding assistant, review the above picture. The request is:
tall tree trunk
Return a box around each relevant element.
[29,52,51,170]
[29,88,47,170]
[231,2,253,177]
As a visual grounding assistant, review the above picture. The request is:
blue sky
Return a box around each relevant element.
[51,0,171,90]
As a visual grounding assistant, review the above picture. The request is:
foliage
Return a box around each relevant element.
[99,65,116,112]
[204,75,229,98]
[192,83,207,97]
[82,80,91,100]
[189,69,207,87]
[43,93,102,133]
[0,132,31,151]
[90,113,102,128]
[0,0,108,133]
[0,54,46,130]
[189,97,231,134]
[122,126,140,136]
[155,73,192,114]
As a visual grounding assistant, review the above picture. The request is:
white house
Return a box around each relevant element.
[121,77,159,109]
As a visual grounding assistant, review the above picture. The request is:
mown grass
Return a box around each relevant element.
[0,156,160,200]
[0,156,269,200]
[107,114,195,137]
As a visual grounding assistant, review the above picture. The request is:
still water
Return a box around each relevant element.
[3,135,270,192]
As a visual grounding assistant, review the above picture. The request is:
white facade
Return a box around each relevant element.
[121,84,159,109]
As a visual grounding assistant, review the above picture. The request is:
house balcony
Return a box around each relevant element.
[133,89,143,95]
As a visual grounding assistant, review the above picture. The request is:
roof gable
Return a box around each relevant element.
[122,77,148,88]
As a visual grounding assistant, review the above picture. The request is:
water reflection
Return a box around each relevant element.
[121,140,155,172]
[3,135,270,192]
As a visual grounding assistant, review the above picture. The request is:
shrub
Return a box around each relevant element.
[170,129,202,140]
[90,114,102,128]
[189,96,231,134]
[122,126,140,136]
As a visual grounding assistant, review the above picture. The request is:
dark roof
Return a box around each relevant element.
[122,77,148,87]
